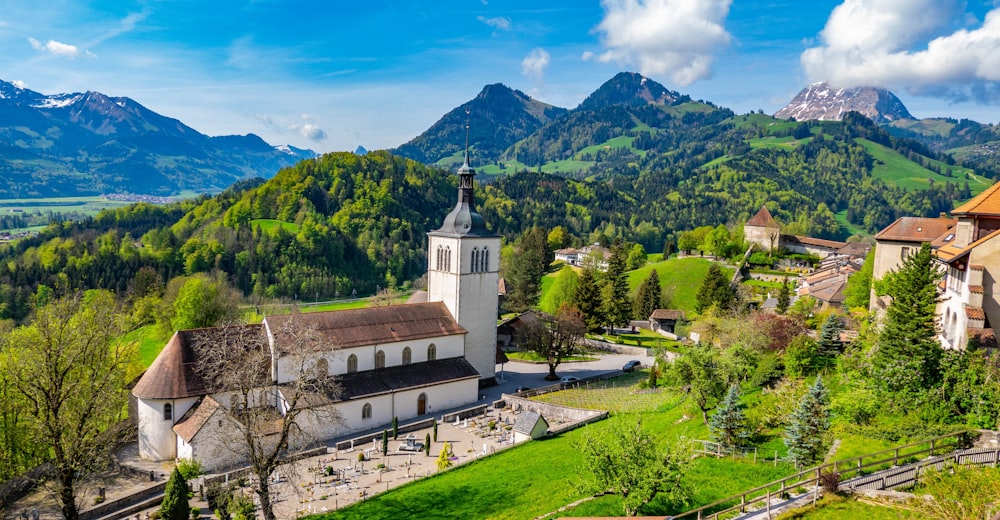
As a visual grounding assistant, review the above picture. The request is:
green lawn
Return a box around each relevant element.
[505,351,597,363]
[833,209,866,238]
[748,136,806,149]
[124,324,171,368]
[628,257,725,314]
[250,218,301,234]
[777,494,915,519]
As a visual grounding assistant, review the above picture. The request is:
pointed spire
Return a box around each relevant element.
[458,108,474,175]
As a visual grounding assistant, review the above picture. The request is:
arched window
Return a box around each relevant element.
[362,403,372,420]
[471,248,479,273]
[347,354,358,374]
[427,343,436,361]
[482,247,489,272]
[437,245,444,271]
[315,358,329,378]
[163,403,172,421]
[375,350,385,369]
[402,347,412,365]
[445,247,452,272]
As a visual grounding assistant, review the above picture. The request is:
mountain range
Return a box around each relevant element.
[0,80,314,198]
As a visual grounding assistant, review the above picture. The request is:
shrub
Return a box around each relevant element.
[358,452,365,462]
[177,458,204,480]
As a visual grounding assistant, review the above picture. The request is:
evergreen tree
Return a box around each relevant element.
[874,243,941,391]
[505,227,550,312]
[709,385,751,452]
[160,467,190,520]
[843,247,875,309]
[573,265,605,331]
[634,269,663,320]
[776,279,791,314]
[818,314,842,361]
[784,377,830,466]
[695,264,734,313]
[601,240,632,331]
[425,433,431,456]
[437,442,452,471]
[381,429,389,455]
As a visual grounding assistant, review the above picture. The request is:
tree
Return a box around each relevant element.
[539,265,579,315]
[776,279,791,314]
[437,442,452,471]
[573,266,604,331]
[709,385,751,452]
[670,345,726,425]
[627,243,647,270]
[577,419,692,516]
[695,264,734,313]
[160,467,191,520]
[784,377,830,466]
[1,292,136,520]
[842,247,874,309]
[190,319,342,520]
[634,269,663,320]
[425,433,431,456]
[874,243,941,391]
[505,227,550,312]
[523,305,587,380]
[601,240,632,331]
[817,314,842,360]
[785,336,822,377]
[158,273,241,333]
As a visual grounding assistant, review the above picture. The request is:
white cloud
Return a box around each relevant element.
[591,0,732,86]
[477,15,511,31]
[29,37,87,59]
[521,48,550,80]
[298,123,327,142]
[802,0,1000,101]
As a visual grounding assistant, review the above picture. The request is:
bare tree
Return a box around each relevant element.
[191,319,342,520]
[523,305,587,380]
[2,291,136,520]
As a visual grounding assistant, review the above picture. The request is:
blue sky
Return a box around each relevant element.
[2,0,999,153]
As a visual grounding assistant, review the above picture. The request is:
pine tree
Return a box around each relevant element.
[709,385,751,452]
[776,279,791,314]
[601,240,632,331]
[818,314,842,361]
[695,264,734,313]
[784,377,830,466]
[874,243,941,391]
[381,429,389,455]
[573,266,604,331]
[392,416,399,440]
[634,269,662,320]
[160,467,190,520]
[433,418,438,442]
[425,433,431,456]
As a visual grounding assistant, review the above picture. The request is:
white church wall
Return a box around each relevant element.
[137,396,199,462]
[392,379,478,420]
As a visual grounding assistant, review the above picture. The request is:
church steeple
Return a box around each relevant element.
[433,115,493,237]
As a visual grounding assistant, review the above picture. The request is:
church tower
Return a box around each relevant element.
[427,124,500,385]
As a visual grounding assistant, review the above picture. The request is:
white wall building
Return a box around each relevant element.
[132,151,500,470]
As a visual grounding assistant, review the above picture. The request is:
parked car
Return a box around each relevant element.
[559,376,579,388]
[514,386,532,393]
[622,360,642,372]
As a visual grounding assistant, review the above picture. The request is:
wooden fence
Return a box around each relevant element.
[671,430,975,520]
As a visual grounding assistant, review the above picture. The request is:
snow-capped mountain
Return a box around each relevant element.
[0,79,315,197]
[775,82,913,124]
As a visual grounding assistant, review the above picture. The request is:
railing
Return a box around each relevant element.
[671,430,973,520]
[511,369,630,399]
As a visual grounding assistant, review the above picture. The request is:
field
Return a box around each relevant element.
[250,218,301,234]
[854,138,988,195]
[627,256,724,313]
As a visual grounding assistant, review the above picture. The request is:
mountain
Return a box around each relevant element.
[0,79,315,197]
[392,83,567,166]
[775,82,913,124]
[576,71,687,111]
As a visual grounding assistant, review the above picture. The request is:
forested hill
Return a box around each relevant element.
[0,112,974,323]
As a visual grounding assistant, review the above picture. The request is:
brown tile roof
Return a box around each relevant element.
[783,235,846,250]
[935,228,1000,263]
[265,302,465,353]
[968,328,997,349]
[835,242,872,257]
[952,181,1000,216]
[970,285,984,294]
[173,396,221,443]
[132,325,267,399]
[875,216,957,243]
[650,309,685,320]
[966,307,986,320]
[746,206,780,228]
[405,290,428,304]
[803,276,847,304]
[300,357,480,405]
[971,264,985,271]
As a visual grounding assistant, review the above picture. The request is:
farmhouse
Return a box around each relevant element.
[132,151,500,469]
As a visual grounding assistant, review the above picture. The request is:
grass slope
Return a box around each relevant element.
[854,138,987,195]
[627,257,724,313]
[250,218,301,234]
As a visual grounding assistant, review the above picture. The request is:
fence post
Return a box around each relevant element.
[994,448,999,467]
[930,439,935,454]
[893,447,899,466]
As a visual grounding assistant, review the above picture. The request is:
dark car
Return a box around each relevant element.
[514,386,532,393]
[559,376,579,388]
[623,360,642,372]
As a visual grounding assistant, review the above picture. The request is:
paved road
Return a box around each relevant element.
[487,350,655,401]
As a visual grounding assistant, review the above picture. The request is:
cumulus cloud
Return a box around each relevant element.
[28,37,92,59]
[521,48,550,80]
[477,15,511,31]
[256,113,327,142]
[802,0,1000,101]
[591,0,732,86]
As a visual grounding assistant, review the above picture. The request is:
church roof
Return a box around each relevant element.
[297,357,480,405]
[132,324,267,399]
[430,199,496,237]
[746,206,780,228]
[173,396,221,442]
[265,302,466,353]
[952,181,1000,216]
[875,216,956,243]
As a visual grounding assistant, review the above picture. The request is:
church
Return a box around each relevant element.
[131,150,500,470]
